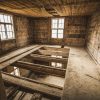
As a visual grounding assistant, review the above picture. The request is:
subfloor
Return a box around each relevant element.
[62,46,100,100]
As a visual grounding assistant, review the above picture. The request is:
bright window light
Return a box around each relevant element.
[51,18,64,39]
[0,13,15,40]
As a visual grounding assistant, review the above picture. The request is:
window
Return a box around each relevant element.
[0,13,15,40]
[51,18,64,38]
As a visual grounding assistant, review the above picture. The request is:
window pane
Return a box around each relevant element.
[0,32,6,39]
[4,15,8,23]
[52,19,58,28]
[6,25,12,31]
[0,14,4,22]
[58,33,63,38]
[52,19,57,24]
[58,18,64,28]
[58,29,63,34]
[52,23,57,28]
[52,33,57,38]
[0,24,5,31]
[59,18,64,24]
[52,29,57,34]
[52,29,57,38]
[58,29,63,38]
[58,23,64,28]
[7,16,11,23]
[7,32,13,38]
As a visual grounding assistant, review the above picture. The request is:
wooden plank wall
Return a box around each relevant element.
[32,16,87,46]
[86,10,100,65]
[14,16,33,47]
[32,18,50,44]
[0,15,33,55]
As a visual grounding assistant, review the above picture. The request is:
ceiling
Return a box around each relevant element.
[0,0,100,17]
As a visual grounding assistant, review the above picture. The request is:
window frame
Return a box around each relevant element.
[0,13,15,41]
[51,18,65,39]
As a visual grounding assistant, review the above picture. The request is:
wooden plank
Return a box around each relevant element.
[0,46,43,70]
[38,49,69,57]
[0,72,7,100]
[43,46,70,53]
[0,45,38,63]
[12,61,66,78]
[2,72,62,99]
[30,54,68,63]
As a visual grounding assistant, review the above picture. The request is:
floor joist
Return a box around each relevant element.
[0,45,38,63]
[12,61,66,77]
[38,49,69,57]
[2,72,62,99]
[30,54,68,63]
[0,46,43,70]
[0,72,7,100]
[43,47,70,53]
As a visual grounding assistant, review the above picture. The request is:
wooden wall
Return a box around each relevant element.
[86,10,100,65]
[14,16,33,47]
[32,16,87,46]
[0,15,33,55]
[32,18,50,44]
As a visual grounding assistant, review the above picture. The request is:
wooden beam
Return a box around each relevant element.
[0,46,43,70]
[0,45,38,63]
[43,46,70,53]
[13,61,66,77]
[0,71,7,100]
[30,54,68,63]
[38,49,69,57]
[2,72,62,99]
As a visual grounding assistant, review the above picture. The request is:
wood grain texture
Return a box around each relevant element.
[2,72,62,99]
[0,0,99,17]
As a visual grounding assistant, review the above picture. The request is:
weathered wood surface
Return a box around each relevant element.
[0,46,43,70]
[0,45,38,63]
[38,49,69,57]
[43,46,70,53]
[0,72,7,100]
[2,72,62,99]
[30,54,68,63]
[13,61,66,77]
[0,0,99,17]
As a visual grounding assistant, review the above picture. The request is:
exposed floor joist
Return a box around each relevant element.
[30,54,68,63]
[2,72,62,99]
[0,45,38,63]
[38,49,69,57]
[12,61,66,78]
[0,45,43,70]
[0,72,7,100]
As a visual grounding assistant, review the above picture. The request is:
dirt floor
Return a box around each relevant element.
[62,47,100,100]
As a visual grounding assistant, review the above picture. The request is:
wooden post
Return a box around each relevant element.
[0,71,7,100]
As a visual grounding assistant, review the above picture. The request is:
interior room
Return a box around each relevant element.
[0,0,100,100]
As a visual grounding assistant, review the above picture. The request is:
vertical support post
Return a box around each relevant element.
[0,71,7,100]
